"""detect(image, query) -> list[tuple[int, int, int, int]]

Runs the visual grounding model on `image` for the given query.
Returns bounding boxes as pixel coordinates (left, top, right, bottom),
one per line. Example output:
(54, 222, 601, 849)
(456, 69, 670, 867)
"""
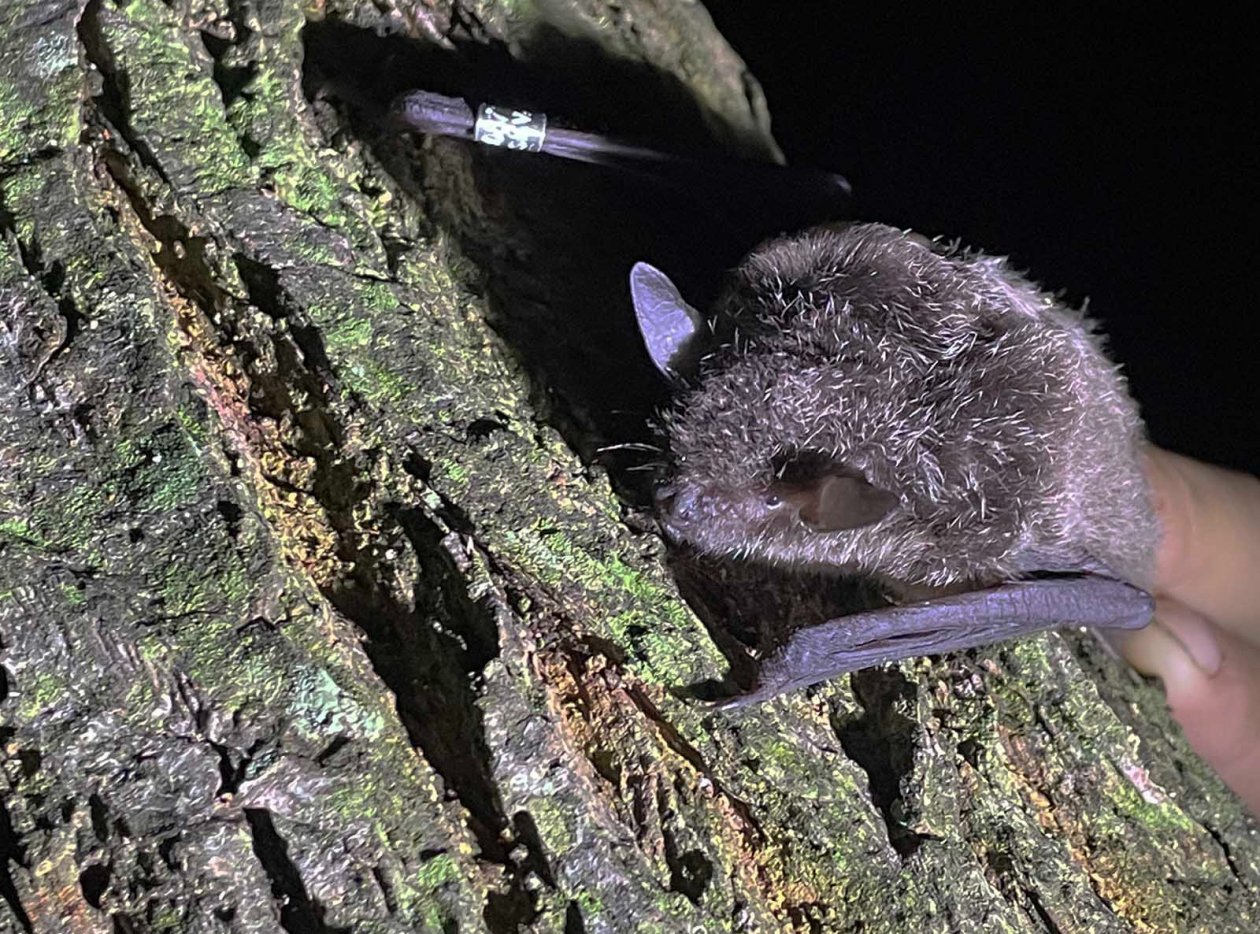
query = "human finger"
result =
(1118, 597, 1260, 814)
(1144, 447, 1260, 643)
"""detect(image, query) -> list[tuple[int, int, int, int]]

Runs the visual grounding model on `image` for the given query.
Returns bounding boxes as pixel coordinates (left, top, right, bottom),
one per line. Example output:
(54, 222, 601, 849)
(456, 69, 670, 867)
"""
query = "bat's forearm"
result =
(718, 577, 1153, 708)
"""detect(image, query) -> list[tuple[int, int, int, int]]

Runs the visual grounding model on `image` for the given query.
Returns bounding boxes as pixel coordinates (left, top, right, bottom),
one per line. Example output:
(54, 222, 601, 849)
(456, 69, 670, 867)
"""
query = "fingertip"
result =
(1119, 599, 1221, 679)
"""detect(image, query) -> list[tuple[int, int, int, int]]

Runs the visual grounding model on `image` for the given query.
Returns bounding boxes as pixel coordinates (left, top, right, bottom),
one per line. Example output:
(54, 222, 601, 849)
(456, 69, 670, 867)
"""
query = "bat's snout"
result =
(654, 484, 702, 540)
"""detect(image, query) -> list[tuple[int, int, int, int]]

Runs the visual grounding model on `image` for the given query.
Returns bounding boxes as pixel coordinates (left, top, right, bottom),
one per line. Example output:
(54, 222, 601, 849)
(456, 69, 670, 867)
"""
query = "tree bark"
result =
(1, 1, 1256, 932)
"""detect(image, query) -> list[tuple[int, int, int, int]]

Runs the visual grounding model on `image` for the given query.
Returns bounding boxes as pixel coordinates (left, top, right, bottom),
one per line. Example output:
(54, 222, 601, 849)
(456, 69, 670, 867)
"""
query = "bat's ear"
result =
(629, 262, 708, 381)
(776, 474, 899, 532)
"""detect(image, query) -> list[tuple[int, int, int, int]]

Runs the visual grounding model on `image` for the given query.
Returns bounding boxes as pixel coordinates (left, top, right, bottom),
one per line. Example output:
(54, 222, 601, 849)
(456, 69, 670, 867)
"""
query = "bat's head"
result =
(631, 224, 941, 571)
(630, 222, 1152, 583)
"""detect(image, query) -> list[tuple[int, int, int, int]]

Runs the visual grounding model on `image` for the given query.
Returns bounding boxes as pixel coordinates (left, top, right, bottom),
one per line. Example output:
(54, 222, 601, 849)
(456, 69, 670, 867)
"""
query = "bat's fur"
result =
(655, 223, 1159, 591)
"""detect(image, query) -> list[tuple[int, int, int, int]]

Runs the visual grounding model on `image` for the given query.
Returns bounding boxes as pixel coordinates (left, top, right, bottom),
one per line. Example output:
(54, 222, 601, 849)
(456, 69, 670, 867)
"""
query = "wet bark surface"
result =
(1, 1, 1256, 931)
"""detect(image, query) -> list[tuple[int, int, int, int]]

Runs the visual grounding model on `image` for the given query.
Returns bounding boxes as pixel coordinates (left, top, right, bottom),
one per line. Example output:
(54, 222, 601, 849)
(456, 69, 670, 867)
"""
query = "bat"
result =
(630, 223, 1159, 707)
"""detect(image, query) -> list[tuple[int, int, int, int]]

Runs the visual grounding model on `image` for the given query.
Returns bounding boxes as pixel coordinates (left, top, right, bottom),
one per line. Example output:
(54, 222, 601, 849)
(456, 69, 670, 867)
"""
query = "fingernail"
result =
(1154, 601, 1223, 677)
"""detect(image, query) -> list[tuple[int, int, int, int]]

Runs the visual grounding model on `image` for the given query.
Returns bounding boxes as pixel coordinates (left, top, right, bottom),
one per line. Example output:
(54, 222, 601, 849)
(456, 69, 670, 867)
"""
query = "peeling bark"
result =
(1, 1, 1256, 932)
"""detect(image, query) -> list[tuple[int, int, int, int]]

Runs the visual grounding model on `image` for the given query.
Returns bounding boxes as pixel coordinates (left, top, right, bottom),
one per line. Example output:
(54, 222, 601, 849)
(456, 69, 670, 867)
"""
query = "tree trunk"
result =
(1, 1, 1256, 932)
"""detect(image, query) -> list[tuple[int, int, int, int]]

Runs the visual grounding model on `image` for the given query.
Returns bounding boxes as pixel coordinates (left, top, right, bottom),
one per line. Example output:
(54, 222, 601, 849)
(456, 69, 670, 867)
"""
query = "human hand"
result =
(1117, 447, 1260, 813)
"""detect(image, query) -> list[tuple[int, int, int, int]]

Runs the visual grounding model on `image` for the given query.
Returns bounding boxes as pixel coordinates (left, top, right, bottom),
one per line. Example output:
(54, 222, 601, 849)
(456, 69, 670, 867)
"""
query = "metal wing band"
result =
(473, 104, 547, 152)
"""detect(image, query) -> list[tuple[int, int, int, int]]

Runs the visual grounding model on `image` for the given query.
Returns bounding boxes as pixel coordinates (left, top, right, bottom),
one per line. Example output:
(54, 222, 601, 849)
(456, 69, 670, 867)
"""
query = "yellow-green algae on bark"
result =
(3, 3, 486, 931)
(1, 0, 1257, 931)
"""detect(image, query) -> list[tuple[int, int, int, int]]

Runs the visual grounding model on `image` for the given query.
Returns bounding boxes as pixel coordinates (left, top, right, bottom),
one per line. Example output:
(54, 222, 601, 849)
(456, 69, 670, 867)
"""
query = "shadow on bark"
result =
(303, 17, 846, 467)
